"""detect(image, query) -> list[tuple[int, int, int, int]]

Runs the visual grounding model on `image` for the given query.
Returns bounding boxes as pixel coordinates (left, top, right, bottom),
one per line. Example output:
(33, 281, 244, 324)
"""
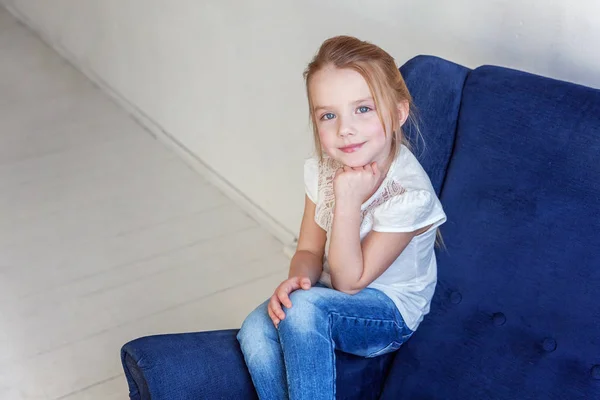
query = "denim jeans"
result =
(237, 283, 413, 400)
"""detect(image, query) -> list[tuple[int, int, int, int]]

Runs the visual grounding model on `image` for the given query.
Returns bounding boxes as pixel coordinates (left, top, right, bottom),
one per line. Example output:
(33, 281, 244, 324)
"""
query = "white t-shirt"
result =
(304, 145, 447, 331)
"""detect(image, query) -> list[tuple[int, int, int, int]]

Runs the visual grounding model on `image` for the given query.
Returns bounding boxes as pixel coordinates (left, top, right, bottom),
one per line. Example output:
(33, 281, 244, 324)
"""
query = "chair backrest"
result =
(399, 55, 470, 195)
(382, 61, 600, 399)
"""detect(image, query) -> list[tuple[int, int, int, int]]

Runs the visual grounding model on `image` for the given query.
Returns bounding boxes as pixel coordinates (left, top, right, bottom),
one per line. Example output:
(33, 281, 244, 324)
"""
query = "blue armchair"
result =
(121, 55, 600, 399)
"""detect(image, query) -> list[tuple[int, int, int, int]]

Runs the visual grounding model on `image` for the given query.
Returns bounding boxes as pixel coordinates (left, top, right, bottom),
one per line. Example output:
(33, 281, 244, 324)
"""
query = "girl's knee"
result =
(280, 289, 325, 332)
(238, 302, 284, 370)
(237, 302, 275, 347)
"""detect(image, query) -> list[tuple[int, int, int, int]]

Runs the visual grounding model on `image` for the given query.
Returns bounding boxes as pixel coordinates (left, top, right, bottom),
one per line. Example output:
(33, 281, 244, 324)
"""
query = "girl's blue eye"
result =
(321, 113, 335, 121)
(357, 106, 371, 114)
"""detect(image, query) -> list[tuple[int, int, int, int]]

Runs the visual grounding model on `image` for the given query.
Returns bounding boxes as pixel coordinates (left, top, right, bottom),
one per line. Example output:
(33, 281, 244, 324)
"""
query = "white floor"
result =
(0, 7, 288, 400)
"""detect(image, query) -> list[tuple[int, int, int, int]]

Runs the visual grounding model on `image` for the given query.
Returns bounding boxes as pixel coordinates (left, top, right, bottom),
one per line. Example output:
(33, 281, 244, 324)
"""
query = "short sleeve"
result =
(372, 189, 446, 233)
(304, 157, 319, 204)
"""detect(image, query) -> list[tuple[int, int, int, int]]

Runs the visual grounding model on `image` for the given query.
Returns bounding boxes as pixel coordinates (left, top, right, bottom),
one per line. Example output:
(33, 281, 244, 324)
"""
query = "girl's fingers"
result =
(269, 295, 286, 320)
(267, 305, 280, 327)
(277, 288, 293, 309)
(300, 277, 312, 290)
(288, 278, 302, 291)
(269, 277, 313, 327)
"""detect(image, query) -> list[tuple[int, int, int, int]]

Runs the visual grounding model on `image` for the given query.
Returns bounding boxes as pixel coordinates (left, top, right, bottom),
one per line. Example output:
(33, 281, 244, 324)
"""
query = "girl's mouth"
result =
(339, 142, 365, 153)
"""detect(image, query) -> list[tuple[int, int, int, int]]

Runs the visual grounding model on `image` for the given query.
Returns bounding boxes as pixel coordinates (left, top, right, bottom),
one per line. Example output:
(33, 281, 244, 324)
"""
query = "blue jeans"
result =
(237, 283, 413, 400)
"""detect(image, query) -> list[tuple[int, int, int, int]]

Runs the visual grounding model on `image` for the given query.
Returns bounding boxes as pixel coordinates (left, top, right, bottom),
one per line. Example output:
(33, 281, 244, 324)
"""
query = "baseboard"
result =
(3, 2, 298, 251)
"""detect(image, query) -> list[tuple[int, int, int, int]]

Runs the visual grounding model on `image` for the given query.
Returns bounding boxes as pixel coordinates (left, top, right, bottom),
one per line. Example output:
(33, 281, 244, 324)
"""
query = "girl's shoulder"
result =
(370, 146, 446, 233)
(389, 145, 435, 191)
(304, 154, 340, 176)
(303, 156, 320, 204)
(303, 154, 341, 198)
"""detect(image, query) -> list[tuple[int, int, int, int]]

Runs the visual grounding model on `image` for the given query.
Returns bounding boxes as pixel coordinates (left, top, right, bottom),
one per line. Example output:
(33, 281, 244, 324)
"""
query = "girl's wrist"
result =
(334, 198, 361, 216)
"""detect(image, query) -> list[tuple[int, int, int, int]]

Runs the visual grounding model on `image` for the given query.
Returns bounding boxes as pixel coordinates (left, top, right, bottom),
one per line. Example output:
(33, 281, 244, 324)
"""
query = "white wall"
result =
(3, 0, 600, 242)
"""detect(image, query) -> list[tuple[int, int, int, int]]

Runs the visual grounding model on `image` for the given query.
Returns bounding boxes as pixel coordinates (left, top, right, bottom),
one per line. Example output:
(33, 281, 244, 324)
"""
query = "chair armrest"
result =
(120, 329, 257, 400)
(121, 328, 396, 399)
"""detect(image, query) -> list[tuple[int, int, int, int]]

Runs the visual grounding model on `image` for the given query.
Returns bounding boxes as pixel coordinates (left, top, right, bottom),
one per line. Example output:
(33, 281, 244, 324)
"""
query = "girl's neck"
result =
(377, 149, 396, 179)
(367, 150, 395, 199)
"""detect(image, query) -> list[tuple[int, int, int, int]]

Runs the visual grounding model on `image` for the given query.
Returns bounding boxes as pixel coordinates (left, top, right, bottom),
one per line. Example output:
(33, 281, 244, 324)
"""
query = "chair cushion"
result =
(121, 329, 395, 399)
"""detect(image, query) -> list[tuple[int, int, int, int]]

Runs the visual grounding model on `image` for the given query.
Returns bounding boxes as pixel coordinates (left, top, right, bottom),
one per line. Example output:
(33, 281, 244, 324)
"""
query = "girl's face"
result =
(310, 66, 393, 168)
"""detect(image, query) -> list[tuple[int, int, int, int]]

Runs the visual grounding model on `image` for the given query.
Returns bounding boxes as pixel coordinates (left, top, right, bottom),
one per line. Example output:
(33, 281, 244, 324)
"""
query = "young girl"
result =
(237, 35, 446, 400)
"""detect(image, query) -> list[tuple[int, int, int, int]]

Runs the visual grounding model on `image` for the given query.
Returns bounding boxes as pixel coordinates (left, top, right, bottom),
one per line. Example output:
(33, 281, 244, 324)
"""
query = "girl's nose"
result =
(337, 119, 355, 137)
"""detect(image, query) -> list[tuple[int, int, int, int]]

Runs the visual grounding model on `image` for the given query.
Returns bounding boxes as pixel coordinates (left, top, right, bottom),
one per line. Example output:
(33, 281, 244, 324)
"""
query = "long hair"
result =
(303, 35, 420, 160)
(303, 36, 444, 248)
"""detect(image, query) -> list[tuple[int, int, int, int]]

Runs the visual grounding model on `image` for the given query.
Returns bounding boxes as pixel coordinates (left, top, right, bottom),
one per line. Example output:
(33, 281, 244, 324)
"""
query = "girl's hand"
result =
(268, 276, 312, 327)
(333, 162, 381, 208)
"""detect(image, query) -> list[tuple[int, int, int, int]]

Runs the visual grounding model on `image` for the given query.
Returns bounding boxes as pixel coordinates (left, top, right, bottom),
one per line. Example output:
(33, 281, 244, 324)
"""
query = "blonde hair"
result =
(303, 36, 445, 248)
(303, 35, 419, 161)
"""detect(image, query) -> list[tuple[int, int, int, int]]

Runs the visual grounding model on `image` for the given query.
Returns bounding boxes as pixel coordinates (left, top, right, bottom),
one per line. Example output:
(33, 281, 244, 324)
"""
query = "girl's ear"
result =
(397, 100, 410, 127)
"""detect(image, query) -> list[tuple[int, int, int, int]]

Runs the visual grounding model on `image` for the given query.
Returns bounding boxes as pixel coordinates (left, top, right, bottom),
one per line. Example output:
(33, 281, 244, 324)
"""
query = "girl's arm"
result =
(326, 163, 430, 295)
(268, 195, 325, 327)
(328, 202, 428, 295)
(288, 195, 326, 284)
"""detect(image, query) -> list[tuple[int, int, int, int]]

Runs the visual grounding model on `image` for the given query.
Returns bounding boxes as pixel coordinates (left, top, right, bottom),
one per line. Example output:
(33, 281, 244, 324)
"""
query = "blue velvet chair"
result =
(121, 55, 600, 399)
